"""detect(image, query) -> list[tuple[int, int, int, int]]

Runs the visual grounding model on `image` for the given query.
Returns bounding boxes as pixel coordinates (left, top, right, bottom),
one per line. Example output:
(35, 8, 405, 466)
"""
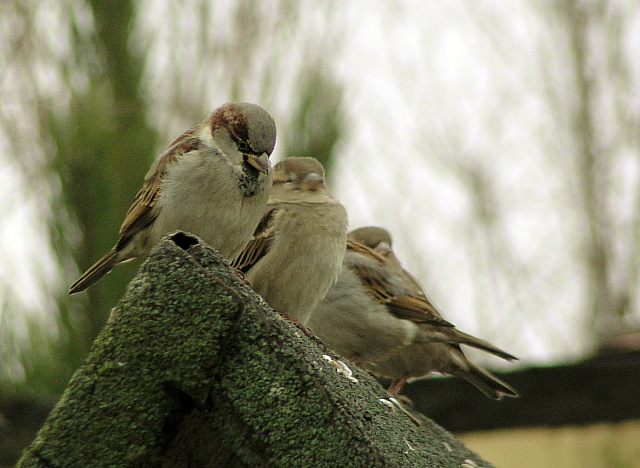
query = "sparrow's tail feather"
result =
(448, 329, 518, 361)
(451, 362, 520, 400)
(415, 325, 518, 361)
(68, 249, 120, 294)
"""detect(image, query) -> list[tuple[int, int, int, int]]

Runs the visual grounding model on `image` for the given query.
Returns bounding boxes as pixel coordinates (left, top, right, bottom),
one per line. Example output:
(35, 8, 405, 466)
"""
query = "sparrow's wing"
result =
(116, 129, 201, 249)
(384, 295, 452, 327)
(230, 206, 281, 273)
(347, 240, 453, 328)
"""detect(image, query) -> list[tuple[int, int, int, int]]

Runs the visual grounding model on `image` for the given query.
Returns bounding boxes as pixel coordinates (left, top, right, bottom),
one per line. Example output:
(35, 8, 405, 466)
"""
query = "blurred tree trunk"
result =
(546, 0, 640, 341)
(52, 0, 159, 346)
(0, 0, 158, 397)
(562, 0, 613, 335)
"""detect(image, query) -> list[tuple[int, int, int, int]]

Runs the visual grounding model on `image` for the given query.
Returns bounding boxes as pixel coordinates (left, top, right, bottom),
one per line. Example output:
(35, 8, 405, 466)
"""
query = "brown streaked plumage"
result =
(116, 135, 202, 250)
(309, 226, 519, 400)
(69, 102, 276, 294)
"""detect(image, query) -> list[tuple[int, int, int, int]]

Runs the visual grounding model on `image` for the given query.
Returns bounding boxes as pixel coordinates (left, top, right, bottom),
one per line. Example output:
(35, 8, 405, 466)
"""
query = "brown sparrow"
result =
(232, 157, 348, 326)
(69, 102, 276, 294)
(309, 226, 519, 399)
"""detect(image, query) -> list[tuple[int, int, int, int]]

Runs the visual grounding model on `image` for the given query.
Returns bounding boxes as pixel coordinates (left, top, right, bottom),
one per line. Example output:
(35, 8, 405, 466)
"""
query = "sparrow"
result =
(309, 226, 519, 399)
(231, 157, 348, 326)
(69, 102, 276, 294)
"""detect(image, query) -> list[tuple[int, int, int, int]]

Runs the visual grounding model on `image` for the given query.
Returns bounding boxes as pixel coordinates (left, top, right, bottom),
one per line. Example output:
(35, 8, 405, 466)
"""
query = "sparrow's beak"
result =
(300, 172, 324, 191)
(246, 152, 271, 175)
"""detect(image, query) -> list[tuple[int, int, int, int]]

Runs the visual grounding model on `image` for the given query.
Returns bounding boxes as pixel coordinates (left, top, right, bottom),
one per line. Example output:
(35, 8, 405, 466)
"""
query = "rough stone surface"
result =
(18, 232, 491, 467)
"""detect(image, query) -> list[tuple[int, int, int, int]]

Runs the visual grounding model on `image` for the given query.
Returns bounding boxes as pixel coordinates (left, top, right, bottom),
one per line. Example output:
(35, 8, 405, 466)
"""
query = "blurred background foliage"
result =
(0, 0, 639, 426)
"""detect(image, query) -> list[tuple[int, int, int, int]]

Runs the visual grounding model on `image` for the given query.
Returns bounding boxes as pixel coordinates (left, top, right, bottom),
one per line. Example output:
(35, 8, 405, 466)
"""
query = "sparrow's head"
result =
(349, 226, 411, 280)
(206, 102, 277, 175)
(348, 226, 393, 251)
(272, 157, 327, 192)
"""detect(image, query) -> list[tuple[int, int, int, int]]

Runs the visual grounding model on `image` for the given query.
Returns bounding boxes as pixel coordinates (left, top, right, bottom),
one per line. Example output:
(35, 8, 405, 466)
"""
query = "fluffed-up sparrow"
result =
(231, 157, 348, 326)
(69, 102, 276, 294)
(309, 226, 519, 399)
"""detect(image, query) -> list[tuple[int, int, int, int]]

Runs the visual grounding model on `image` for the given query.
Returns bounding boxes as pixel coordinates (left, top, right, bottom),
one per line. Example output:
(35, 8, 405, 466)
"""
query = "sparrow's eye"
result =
(237, 140, 250, 153)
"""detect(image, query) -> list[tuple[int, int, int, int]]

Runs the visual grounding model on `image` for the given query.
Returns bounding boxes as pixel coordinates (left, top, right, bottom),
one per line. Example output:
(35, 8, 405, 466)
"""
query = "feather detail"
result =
(68, 249, 120, 294)
(117, 134, 202, 248)
(230, 207, 281, 272)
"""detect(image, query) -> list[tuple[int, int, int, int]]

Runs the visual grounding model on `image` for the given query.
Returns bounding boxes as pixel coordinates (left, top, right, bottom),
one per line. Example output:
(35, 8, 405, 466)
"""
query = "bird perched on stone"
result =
(69, 102, 276, 294)
(232, 157, 348, 326)
(309, 226, 519, 399)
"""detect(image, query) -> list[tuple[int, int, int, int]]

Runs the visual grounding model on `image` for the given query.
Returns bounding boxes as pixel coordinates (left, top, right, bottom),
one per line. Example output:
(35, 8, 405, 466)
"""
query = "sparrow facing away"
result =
(309, 226, 519, 399)
(231, 157, 348, 326)
(69, 102, 276, 294)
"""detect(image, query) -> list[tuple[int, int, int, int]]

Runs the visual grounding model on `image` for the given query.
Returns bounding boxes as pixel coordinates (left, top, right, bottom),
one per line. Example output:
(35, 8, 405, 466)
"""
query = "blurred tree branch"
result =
(541, 0, 640, 338)
(404, 0, 640, 353)
(53, 0, 160, 341)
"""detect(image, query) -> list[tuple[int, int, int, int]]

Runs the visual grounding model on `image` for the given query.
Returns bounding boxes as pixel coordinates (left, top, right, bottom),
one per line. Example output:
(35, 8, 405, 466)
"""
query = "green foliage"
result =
(282, 64, 345, 179)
